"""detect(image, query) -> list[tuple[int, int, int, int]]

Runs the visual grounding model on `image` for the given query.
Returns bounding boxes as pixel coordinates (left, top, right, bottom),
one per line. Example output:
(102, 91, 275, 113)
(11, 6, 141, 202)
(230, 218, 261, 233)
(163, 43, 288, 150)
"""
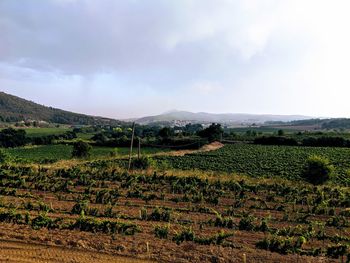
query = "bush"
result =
(72, 141, 92, 158)
(154, 224, 169, 239)
(131, 156, 154, 170)
(0, 128, 26, 148)
(71, 200, 89, 215)
(303, 156, 334, 184)
(238, 214, 256, 231)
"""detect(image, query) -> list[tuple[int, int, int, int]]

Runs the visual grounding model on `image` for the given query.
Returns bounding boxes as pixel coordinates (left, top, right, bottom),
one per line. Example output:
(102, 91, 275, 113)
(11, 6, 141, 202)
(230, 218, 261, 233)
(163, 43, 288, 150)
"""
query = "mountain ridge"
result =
(0, 91, 121, 125)
(133, 110, 312, 125)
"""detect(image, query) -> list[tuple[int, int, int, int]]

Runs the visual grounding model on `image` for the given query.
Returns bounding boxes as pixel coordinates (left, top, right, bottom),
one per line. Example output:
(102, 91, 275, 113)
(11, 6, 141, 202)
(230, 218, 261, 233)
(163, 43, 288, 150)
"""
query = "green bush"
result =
(303, 156, 334, 184)
(238, 214, 256, 231)
(154, 224, 169, 239)
(31, 213, 61, 230)
(71, 200, 89, 215)
(131, 156, 154, 170)
(72, 141, 92, 158)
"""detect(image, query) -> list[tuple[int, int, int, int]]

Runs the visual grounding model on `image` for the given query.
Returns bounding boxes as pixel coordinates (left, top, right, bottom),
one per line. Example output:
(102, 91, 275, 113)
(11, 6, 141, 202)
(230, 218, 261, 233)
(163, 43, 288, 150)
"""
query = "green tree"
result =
(72, 141, 92, 158)
(197, 123, 223, 142)
(303, 155, 334, 184)
(0, 128, 26, 148)
(158, 127, 172, 138)
(277, 129, 284, 136)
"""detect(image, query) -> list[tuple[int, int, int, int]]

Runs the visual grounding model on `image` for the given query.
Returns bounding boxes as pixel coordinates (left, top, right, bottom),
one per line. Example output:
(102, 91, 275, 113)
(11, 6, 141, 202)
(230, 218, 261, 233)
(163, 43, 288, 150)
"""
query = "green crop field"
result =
(159, 144, 350, 185)
(20, 127, 71, 137)
(6, 144, 170, 163)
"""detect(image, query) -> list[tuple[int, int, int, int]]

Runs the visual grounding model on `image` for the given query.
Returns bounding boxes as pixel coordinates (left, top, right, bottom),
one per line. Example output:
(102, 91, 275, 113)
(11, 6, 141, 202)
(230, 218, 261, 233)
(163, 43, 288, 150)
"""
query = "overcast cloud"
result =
(0, 0, 349, 118)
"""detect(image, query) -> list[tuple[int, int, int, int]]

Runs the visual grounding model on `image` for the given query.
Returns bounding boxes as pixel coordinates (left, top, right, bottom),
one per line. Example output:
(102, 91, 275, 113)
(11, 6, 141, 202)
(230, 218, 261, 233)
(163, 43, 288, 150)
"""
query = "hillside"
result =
(134, 110, 311, 125)
(0, 92, 121, 125)
(266, 118, 350, 130)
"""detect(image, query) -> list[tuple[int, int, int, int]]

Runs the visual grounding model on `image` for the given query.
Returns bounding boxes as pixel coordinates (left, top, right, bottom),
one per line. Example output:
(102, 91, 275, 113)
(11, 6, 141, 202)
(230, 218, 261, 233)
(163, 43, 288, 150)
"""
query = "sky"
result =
(1, 0, 350, 119)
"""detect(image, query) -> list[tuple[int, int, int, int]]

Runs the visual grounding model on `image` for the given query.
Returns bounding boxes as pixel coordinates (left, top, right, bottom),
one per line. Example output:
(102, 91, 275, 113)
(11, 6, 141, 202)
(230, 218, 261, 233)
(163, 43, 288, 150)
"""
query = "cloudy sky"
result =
(1, 0, 350, 119)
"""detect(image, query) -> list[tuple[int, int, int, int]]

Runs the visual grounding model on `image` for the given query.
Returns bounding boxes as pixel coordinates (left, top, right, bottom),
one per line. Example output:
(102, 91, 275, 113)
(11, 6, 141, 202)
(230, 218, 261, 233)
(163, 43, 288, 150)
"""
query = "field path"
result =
(154, 141, 224, 157)
(0, 239, 152, 263)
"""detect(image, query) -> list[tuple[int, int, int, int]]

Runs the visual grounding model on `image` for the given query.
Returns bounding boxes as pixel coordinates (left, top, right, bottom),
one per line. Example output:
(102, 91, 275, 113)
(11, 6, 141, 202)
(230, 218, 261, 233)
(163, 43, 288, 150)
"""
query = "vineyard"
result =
(159, 144, 350, 185)
(5, 145, 170, 163)
(0, 155, 348, 262)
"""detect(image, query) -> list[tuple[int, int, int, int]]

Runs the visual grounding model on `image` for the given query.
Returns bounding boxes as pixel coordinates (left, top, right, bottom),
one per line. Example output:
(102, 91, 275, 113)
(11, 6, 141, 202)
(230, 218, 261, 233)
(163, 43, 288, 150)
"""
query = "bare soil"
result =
(0, 239, 152, 263)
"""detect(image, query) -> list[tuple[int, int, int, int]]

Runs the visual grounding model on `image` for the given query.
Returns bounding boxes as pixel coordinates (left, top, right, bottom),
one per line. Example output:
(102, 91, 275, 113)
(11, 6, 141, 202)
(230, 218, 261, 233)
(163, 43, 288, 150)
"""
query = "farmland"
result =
(159, 144, 350, 185)
(0, 127, 349, 262)
(0, 158, 348, 262)
(5, 144, 170, 163)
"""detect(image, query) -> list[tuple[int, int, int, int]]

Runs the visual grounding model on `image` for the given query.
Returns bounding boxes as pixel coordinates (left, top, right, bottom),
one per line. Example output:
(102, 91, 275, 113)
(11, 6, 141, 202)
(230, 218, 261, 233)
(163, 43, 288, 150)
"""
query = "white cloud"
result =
(1, 0, 350, 117)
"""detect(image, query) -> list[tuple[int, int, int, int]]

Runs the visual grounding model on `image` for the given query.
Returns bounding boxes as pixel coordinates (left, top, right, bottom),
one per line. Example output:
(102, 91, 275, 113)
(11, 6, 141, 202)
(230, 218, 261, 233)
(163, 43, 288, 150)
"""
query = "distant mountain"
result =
(0, 92, 122, 125)
(134, 110, 312, 125)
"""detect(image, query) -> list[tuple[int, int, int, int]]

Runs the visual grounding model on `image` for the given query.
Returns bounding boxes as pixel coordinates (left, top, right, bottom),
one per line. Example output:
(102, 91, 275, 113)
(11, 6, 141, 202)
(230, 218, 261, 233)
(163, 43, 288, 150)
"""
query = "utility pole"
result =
(138, 137, 141, 159)
(128, 122, 135, 171)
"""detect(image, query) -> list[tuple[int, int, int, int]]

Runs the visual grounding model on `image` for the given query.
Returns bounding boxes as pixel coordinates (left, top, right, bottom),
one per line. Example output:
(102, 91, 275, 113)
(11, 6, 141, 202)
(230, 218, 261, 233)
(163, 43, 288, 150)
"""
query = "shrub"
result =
(238, 214, 256, 231)
(326, 244, 348, 259)
(71, 200, 89, 215)
(173, 227, 195, 244)
(303, 156, 334, 184)
(72, 141, 92, 158)
(131, 156, 154, 170)
(31, 213, 61, 230)
(144, 207, 172, 222)
(154, 224, 169, 239)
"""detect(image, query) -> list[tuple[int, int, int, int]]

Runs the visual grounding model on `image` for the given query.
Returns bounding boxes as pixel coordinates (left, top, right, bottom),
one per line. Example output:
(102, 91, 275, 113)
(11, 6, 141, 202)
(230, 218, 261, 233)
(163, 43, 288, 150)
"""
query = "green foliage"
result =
(0, 91, 121, 125)
(0, 149, 10, 164)
(326, 244, 348, 259)
(71, 216, 141, 235)
(0, 209, 23, 224)
(71, 200, 89, 215)
(303, 155, 334, 184)
(131, 156, 155, 170)
(141, 207, 172, 222)
(256, 235, 305, 254)
(154, 224, 169, 239)
(31, 213, 61, 230)
(72, 141, 92, 158)
(173, 227, 195, 244)
(197, 123, 223, 141)
(6, 145, 169, 163)
(0, 128, 26, 148)
(277, 129, 285, 136)
(238, 214, 256, 231)
(159, 144, 350, 185)
(158, 127, 172, 138)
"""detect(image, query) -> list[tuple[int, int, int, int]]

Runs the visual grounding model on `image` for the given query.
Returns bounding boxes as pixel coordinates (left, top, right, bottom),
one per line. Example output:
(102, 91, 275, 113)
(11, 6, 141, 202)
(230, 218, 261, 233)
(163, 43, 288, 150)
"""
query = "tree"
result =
(0, 128, 26, 147)
(197, 123, 223, 142)
(158, 127, 172, 139)
(303, 155, 334, 184)
(277, 129, 284, 136)
(72, 141, 92, 158)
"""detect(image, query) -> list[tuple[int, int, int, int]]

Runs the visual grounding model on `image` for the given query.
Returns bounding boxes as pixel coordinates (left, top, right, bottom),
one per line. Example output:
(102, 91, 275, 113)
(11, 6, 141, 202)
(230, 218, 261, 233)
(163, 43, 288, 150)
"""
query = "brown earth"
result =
(0, 239, 152, 263)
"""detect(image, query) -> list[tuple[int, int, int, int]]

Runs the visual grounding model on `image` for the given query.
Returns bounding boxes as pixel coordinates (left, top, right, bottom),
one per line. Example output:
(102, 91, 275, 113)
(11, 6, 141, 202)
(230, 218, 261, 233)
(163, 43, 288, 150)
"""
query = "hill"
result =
(134, 110, 311, 125)
(266, 118, 350, 130)
(0, 92, 121, 125)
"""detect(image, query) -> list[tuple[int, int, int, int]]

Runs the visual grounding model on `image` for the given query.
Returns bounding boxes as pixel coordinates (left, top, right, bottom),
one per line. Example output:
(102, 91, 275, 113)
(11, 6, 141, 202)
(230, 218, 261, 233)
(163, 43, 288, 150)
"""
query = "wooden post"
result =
(128, 122, 135, 171)
(138, 137, 141, 159)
